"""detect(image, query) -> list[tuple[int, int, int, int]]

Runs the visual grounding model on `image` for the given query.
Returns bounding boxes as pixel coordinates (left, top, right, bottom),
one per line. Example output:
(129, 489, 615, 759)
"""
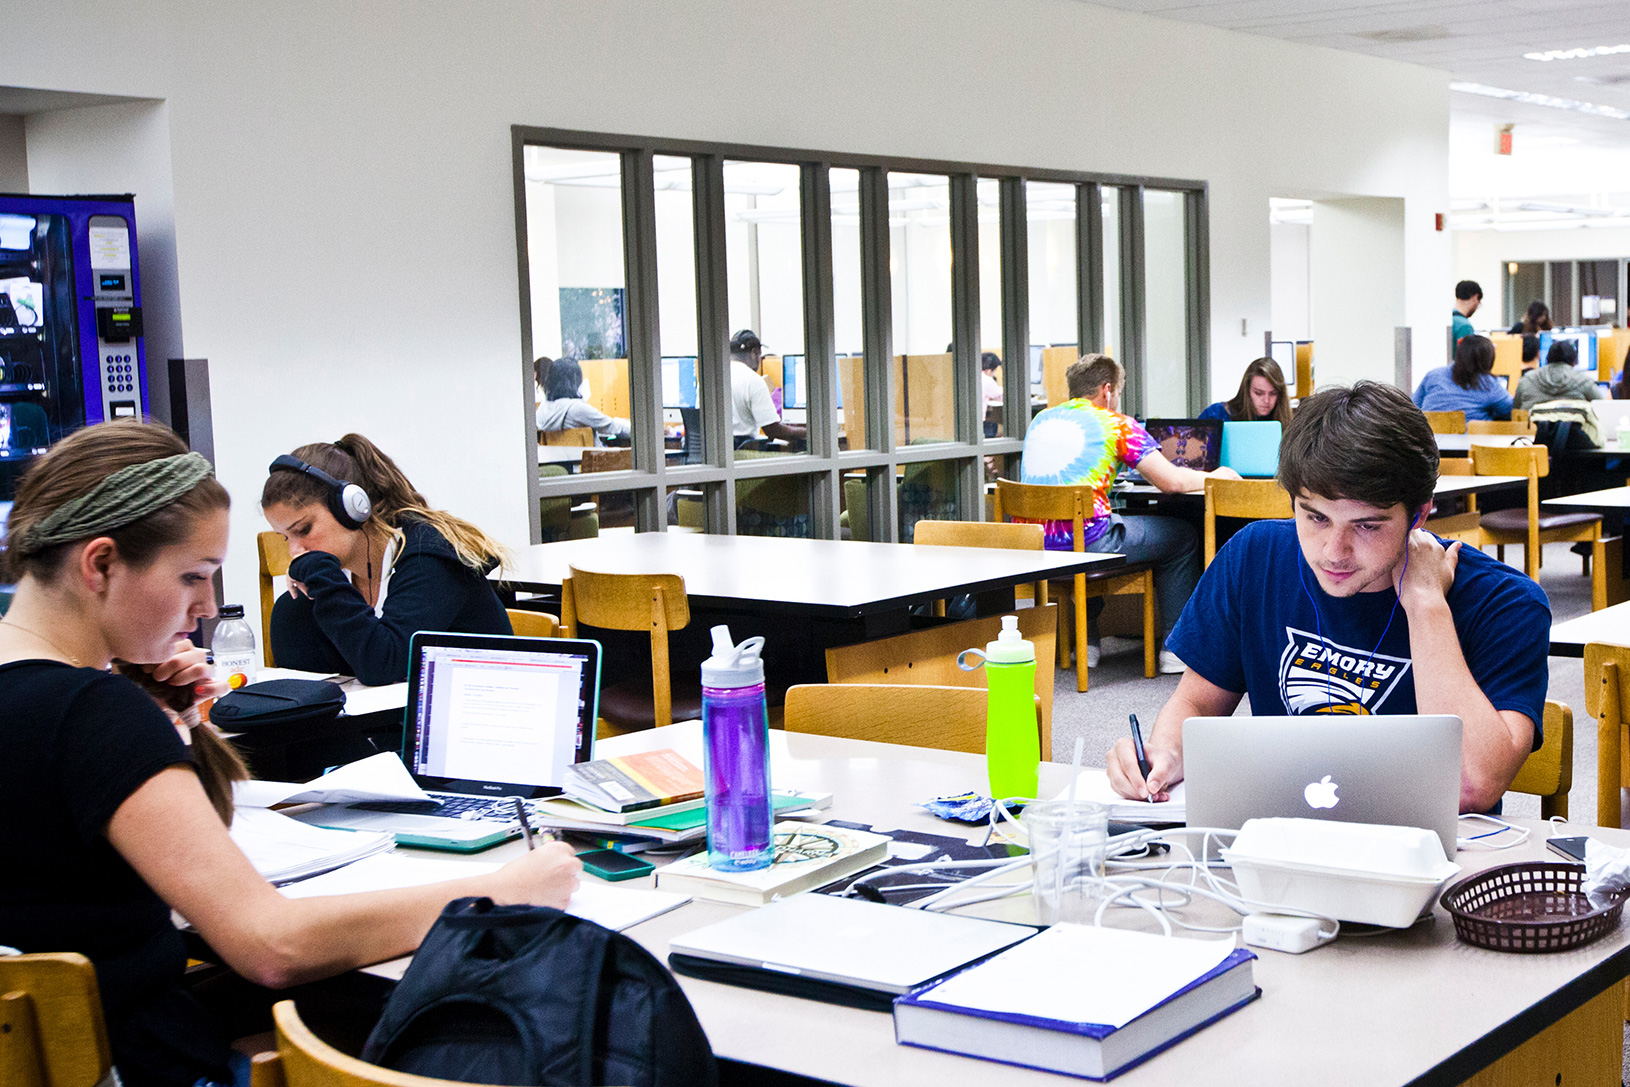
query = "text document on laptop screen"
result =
(412, 644, 586, 788)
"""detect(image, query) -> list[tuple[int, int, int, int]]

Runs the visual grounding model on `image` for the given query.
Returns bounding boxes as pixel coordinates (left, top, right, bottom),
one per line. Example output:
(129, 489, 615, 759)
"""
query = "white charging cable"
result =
(1456, 813, 1531, 850)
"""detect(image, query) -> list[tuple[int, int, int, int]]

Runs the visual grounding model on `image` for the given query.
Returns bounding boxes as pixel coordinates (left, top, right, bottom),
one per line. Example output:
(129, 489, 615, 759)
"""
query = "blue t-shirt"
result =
(1166, 520, 1548, 737)
(1198, 401, 1232, 422)
(1412, 366, 1512, 422)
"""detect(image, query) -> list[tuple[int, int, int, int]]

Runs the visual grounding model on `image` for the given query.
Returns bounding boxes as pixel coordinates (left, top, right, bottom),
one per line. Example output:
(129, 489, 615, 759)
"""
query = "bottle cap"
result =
(219, 604, 245, 620)
(701, 625, 766, 688)
(983, 614, 1035, 664)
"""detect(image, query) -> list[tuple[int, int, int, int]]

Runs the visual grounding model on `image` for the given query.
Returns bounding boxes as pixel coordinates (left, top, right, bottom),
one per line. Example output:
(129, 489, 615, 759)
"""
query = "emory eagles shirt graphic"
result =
(1278, 626, 1412, 715)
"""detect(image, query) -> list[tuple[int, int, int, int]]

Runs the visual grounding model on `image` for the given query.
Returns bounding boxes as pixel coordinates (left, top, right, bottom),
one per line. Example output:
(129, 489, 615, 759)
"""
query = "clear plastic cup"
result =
(1024, 799, 1109, 925)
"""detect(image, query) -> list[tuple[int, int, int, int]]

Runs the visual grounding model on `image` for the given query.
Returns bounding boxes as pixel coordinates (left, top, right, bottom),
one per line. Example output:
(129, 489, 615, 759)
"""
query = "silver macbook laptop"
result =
(294, 632, 600, 851)
(1183, 715, 1462, 859)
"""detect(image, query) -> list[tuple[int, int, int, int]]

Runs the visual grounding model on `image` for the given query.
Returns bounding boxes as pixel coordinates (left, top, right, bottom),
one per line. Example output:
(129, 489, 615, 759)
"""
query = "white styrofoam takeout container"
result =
(1220, 818, 1462, 928)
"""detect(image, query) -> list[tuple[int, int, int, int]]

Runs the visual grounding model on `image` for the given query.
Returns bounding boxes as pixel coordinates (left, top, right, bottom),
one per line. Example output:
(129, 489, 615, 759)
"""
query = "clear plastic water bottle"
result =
(701, 625, 772, 871)
(212, 604, 258, 691)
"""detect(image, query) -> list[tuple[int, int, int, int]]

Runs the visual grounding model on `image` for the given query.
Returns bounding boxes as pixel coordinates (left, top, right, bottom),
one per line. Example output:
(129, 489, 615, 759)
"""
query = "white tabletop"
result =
(1544, 486, 1630, 512)
(1434, 434, 1525, 454)
(1550, 600, 1630, 657)
(498, 533, 1120, 618)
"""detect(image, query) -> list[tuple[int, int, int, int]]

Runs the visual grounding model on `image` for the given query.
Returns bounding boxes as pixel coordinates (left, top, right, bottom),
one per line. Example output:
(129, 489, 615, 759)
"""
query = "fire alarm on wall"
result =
(1435, 213, 1445, 232)
(1496, 123, 1514, 155)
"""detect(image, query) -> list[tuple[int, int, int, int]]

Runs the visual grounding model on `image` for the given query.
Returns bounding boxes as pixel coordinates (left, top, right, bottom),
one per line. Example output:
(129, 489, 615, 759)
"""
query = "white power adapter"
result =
(1242, 913, 1326, 954)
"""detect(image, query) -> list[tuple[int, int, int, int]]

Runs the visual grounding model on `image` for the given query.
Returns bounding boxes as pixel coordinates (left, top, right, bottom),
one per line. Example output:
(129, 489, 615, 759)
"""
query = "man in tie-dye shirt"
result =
(1021, 355, 1237, 673)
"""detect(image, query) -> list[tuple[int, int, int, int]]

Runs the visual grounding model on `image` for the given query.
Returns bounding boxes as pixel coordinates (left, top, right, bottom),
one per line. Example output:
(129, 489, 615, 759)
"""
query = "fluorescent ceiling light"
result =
(1525, 44, 1630, 62)
(1449, 81, 1630, 121)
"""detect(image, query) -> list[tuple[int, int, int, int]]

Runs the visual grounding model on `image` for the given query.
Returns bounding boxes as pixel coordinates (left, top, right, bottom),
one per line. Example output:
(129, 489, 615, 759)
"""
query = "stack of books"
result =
(655, 822, 891, 905)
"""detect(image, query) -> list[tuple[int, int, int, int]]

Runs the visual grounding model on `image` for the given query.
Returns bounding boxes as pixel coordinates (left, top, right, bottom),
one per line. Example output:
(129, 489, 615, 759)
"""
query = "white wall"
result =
(1453, 226, 1630, 335)
(1310, 198, 1406, 390)
(1270, 222, 1310, 342)
(0, 0, 1452, 628)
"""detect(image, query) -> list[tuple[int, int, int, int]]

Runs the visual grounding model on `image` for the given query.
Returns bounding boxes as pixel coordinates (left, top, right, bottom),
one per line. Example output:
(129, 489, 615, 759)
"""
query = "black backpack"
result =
(362, 897, 718, 1087)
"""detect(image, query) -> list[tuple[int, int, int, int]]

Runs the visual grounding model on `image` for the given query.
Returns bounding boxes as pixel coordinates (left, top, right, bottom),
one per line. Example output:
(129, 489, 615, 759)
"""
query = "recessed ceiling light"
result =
(1449, 81, 1630, 121)
(1524, 44, 1630, 62)
(1357, 25, 1452, 43)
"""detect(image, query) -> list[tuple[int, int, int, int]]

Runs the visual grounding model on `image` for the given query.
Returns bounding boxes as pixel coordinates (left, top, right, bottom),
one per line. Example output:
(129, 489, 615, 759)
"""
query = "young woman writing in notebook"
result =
(259, 433, 512, 685)
(0, 421, 579, 1087)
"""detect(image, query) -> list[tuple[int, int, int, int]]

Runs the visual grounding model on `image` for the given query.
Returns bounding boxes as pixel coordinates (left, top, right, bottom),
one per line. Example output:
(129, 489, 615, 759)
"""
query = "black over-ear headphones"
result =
(268, 454, 373, 531)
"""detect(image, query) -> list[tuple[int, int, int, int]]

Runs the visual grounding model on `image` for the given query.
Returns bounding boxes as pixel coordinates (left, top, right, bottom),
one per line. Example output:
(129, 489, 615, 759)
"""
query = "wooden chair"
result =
(505, 607, 559, 638)
(540, 426, 594, 447)
(0, 952, 112, 1087)
(783, 683, 1041, 755)
(249, 999, 493, 1087)
(825, 605, 1058, 756)
(1507, 700, 1573, 820)
(911, 519, 1050, 615)
(1470, 444, 1601, 579)
(1202, 478, 1292, 567)
(992, 480, 1157, 691)
(1422, 410, 1466, 435)
(1511, 408, 1529, 426)
(560, 567, 698, 734)
(1424, 458, 1484, 544)
(580, 448, 633, 474)
(1467, 420, 1535, 436)
(1588, 642, 1630, 828)
(258, 530, 292, 667)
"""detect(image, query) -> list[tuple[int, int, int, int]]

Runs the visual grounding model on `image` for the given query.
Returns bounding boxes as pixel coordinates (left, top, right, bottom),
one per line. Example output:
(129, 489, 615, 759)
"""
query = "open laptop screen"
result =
(1143, 418, 1222, 472)
(405, 633, 600, 798)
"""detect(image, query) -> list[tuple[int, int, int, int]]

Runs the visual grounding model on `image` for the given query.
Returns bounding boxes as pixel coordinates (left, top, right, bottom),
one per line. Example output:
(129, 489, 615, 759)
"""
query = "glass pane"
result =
(832, 168, 867, 452)
(523, 146, 633, 467)
(839, 469, 876, 541)
(1550, 261, 1574, 327)
(654, 155, 709, 467)
(977, 178, 1005, 439)
(666, 484, 710, 532)
(725, 161, 806, 458)
(1505, 262, 1545, 331)
(1101, 187, 1122, 360)
(1142, 189, 1189, 417)
(1581, 259, 1617, 323)
(735, 472, 812, 537)
(898, 457, 964, 542)
(890, 172, 956, 446)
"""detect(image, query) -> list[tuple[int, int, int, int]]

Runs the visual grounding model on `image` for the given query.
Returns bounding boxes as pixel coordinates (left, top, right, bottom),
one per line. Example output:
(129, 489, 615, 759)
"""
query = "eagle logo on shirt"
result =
(1279, 627, 1411, 715)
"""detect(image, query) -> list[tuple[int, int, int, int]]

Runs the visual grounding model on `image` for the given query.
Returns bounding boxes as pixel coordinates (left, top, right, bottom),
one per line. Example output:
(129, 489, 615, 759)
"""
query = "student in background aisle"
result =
(1413, 334, 1512, 421)
(533, 355, 590, 408)
(1509, 300, 1552, 336)
(0, 421, 578, 1087)
(981, 352, 1004, 437)
(1198, 357, 1291, 425)
(261, 434, 513, 685)
(535, 357, 629, 441)
(1452, 280, 1482, 347)
(1514, 339, 1602, 413)
(1020, 354, 1238, 674)
(1521, 335, 1540, 372)
(729, 329, 806, 448)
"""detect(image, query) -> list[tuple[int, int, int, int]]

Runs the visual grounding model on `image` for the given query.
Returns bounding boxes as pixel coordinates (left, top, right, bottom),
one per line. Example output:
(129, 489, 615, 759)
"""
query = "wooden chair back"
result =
(912, 520, 1048, 612)
(581, 448, 633, 474)
(993, 479, 1088, 546)
(1587, 642, 1630, 828)
(253, 999, 495, 1087)
(258, 530, 293, 667)
(784, 683, 1040, 755)
(1422, 457, 1484, 541)
(1423, 410, 1466, 435)
(1507, 700, 1574, 820)
(505, 608, 559, 638)
(540, 426, 594, 447)
(0, 952, 111, 1087)
(1294, 342, 1313, 401)
(1469, 442, 1548, 480)
(1511, 408, 1529, 425)
(561, 567, 689, 729)
(1467, 420, 1535, 436)
(1203, 478, 1293, 566)
(825, 605, 1058, 755)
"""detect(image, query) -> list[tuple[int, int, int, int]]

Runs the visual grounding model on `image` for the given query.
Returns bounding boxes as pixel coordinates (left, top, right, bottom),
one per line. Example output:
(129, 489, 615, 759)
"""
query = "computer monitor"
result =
(662, 356, 699, 408)
(1029, 345, 1044, 387)
(781, 354, 806, 410)
(1537, 329, 1598, 374)
(1268, 340, 1295, 374)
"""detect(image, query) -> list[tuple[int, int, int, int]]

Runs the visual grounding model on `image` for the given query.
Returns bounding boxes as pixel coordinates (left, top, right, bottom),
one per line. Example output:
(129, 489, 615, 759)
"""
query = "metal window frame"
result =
(513, 124, 1207, 543)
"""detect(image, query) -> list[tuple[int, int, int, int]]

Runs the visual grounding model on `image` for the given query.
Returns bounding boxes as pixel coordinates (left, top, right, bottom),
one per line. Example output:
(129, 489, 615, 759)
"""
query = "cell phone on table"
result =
(1546, 836, 1592, 864)
(577, 848, 656, 882)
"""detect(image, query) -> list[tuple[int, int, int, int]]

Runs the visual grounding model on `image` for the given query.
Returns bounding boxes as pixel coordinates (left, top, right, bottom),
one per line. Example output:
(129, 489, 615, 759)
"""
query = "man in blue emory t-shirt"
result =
(1106, 381, 1549, 815)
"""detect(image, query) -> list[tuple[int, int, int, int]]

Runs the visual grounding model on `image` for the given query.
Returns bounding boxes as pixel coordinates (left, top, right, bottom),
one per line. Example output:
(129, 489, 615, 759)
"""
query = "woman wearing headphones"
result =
(260, 434, 512, 685)
(1, 422, 578, 1087)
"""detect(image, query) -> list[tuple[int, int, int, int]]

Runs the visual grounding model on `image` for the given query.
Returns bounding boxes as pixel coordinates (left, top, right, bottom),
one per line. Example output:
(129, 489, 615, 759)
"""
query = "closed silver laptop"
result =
(1183, 715, 1462, 859)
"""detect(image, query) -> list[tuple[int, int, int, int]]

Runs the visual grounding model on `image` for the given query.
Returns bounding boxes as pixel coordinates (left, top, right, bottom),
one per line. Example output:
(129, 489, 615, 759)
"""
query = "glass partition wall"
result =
(515, 129, 1207, 543)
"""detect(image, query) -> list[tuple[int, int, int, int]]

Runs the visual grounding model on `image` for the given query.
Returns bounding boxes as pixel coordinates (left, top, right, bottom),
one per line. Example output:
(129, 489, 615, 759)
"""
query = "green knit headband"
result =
(15, 452, 215, 555)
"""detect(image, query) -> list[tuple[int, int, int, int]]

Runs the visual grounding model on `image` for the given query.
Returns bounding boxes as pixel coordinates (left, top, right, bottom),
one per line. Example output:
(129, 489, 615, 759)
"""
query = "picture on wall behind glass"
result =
(559, 287, 626, 360)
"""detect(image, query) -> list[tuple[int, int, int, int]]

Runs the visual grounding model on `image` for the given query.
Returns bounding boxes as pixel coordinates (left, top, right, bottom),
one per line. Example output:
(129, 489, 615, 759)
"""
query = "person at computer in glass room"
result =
(729, 329, 807, 449)
(1105, 382, 1549, 814)
(1019, 353, 1238, 674)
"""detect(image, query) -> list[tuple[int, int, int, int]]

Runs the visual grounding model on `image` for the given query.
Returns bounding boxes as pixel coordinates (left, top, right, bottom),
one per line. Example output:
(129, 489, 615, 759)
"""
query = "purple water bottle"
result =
(702, 625, 773, 871)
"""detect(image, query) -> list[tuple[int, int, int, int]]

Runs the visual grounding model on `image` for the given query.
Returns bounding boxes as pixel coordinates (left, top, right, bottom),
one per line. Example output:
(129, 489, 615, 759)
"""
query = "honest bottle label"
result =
(216, 651, 257, 691)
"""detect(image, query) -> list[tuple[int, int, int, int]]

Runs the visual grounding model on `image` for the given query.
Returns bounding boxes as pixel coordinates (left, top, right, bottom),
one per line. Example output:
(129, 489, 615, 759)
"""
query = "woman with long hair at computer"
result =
(1198, 356, 1291, 425)
(535, 356, 628, 442)
(0, 421, 579, 1087)
(1509, 300, 1552, 336)
(260, 432, 512, 685)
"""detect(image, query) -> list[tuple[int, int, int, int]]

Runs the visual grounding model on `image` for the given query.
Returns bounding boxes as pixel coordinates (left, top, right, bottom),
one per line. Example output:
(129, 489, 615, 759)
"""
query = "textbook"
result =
(563, 749, 704, 814)
(534, 790, 832, 838)
(893, 925, 1258, 1081)
(655, 822, 890, 906)
(229, 807, 395, 885)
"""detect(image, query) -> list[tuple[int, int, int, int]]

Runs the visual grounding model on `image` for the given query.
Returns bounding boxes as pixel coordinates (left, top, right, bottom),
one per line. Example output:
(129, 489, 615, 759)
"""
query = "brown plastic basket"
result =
(1439, 861, 1624, 953)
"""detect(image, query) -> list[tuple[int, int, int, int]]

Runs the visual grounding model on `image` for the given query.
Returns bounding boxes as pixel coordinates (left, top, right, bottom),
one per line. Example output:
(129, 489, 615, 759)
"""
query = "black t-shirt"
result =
(0, 660, 230, 1086)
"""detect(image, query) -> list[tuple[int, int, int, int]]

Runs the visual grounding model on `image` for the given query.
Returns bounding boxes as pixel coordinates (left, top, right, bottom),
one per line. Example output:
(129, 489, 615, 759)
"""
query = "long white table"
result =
(364, 722, 1630, 1086)
(1550, 601, 1630, 657)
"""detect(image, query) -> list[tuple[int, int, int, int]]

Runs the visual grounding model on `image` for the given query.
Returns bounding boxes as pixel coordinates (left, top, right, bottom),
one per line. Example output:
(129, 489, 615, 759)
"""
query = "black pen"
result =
(512, 797, 536, 850)
(1129, 713, 1154, 799)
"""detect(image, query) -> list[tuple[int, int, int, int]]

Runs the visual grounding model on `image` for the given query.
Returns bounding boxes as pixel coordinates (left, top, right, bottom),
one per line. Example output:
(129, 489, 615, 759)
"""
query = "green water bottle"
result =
(958, 614, 1040, 801)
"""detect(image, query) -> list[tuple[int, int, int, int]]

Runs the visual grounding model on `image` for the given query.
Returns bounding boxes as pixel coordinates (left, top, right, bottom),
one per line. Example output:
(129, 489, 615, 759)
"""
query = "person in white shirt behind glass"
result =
(534, 357, 628, 442)
(729, 329, 806, 449)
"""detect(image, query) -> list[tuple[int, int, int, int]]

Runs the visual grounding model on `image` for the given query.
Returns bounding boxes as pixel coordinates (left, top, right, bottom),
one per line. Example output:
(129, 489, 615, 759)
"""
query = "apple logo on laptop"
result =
(1304, 775, 1339, 810)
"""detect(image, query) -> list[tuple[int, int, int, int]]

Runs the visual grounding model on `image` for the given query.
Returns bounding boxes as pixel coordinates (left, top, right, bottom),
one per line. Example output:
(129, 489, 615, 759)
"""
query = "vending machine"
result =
(0, 193, 146, 503)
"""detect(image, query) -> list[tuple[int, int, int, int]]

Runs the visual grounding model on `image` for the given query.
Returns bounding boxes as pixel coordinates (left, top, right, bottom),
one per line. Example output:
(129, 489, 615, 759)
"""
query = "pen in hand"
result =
(512, 797, 537, 850)
(1129, 713, 1154, 802)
